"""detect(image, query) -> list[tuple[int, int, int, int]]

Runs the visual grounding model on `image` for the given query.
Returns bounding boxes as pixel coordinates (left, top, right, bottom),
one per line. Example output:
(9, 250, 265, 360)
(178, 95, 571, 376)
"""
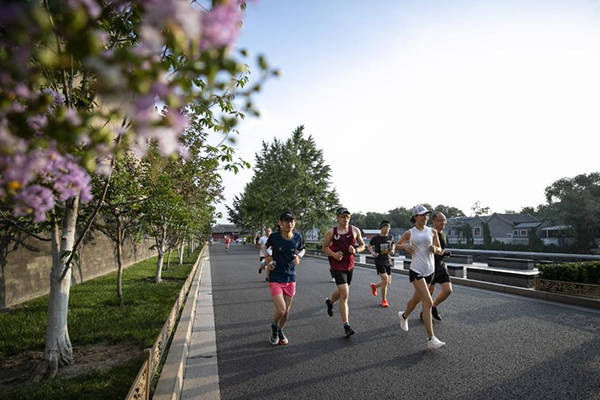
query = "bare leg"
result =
(335, 284, 350, 322)
(272, 294, 286, 327)
(433, 282, 453, 307)
(409, 279, 434, 338)
(380, 273, 391, 302)
(277, 295, 294, 329)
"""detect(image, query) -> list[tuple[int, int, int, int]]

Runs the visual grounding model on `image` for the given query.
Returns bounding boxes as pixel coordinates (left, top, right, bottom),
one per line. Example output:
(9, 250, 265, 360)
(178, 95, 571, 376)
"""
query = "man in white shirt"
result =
(257, 227, 272, 280)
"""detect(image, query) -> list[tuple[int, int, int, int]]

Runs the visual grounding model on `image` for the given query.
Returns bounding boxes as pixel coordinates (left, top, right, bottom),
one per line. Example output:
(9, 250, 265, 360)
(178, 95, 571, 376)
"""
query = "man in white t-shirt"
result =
(257, 227, 272, 279)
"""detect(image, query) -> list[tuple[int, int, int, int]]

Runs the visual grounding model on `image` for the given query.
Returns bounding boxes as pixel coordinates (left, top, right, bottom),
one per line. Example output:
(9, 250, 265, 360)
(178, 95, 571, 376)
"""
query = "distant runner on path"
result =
(428, 212, 453, 321)
(322, 207, 365, 338)
(368, 220, 395, 308)
(396, 205, 446, 350)
(257, 227, 273, 281)
(264, 211, 305, 346)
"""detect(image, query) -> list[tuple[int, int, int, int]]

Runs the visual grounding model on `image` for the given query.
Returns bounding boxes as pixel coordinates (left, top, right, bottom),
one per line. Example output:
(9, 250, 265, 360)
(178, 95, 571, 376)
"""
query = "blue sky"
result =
(213, 0, 600, 222)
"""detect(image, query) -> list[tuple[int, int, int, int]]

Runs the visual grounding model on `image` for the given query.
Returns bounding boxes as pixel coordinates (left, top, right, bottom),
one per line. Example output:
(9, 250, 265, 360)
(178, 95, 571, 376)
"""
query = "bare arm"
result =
(367, 244, 376, 256)
(396, 230, 414, 255)
(430, 229, 444, 255)
(351, 227, 365, 253)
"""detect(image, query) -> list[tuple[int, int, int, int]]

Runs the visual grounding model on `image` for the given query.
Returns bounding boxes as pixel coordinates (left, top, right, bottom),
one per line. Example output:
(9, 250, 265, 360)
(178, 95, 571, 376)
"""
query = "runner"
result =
(396, 205, 446, 349)
(368, 220, 395, 308)
(224, 235, 230, 252)
(429, 212, 452, 321)
(264, 211, 305, 345)
(322, 207, 365, 337)
(257, 227, 273, 281)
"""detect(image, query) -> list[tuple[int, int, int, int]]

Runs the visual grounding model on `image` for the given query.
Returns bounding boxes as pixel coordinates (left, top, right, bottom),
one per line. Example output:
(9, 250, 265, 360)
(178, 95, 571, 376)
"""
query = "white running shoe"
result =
(427, 336, 446, 349)
(398, 311, 408, 331)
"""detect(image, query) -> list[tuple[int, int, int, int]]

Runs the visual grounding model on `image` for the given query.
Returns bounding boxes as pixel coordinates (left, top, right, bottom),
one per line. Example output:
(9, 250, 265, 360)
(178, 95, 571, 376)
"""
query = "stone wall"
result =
(0, 231, 156, 309)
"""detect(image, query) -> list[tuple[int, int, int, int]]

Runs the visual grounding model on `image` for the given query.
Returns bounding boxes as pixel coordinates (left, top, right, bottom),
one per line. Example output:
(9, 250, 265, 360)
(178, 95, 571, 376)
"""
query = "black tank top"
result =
(434, 230, 447, 269)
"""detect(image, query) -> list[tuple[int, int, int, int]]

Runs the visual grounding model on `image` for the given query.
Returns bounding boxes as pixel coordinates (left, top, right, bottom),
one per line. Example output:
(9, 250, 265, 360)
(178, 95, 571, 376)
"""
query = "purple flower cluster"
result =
(0, 148, 93, 222)
(14, 185, 55, 222)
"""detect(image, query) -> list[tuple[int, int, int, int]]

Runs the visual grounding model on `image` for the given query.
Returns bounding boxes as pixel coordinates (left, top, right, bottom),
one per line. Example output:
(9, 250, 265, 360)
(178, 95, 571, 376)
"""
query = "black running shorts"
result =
(409, 269, 433, 284)
(431, 266, 450, 285)
(376, 264, 392, 275)
(332, 269, 353, 285)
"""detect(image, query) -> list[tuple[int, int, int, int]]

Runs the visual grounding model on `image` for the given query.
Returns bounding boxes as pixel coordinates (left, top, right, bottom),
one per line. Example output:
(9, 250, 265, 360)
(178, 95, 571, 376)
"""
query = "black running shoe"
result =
(278, 330, 288, 345)
(258, 267, 262, 274)
(344, 324, 355, 338)
(325, 298, 333, 317)
(269, 330, 279, 345)
(432, 306, 442, 321)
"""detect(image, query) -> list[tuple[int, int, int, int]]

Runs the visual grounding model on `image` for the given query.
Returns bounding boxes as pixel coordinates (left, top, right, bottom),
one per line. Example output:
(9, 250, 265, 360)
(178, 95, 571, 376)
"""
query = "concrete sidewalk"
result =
(181, 247, 220, 400)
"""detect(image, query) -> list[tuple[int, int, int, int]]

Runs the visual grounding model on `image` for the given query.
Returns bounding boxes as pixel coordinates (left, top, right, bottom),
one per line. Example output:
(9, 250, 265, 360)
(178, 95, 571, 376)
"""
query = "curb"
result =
(153, 248, 208, 400)
(305, 254, 600, 310)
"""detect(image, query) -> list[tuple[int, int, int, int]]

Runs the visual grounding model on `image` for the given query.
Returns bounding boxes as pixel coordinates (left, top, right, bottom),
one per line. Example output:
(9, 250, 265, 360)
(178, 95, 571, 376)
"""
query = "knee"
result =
(339, 292, 349, 301)
(446, 286, 453, 295)
(422, 298, 433, 308)
(276, 305, 286, 315)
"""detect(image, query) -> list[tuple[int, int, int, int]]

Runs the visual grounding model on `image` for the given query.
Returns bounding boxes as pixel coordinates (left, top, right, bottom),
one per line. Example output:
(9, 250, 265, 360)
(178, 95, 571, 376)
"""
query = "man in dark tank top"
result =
(428, 212, 453, 321)
(322, 207, 365, 337)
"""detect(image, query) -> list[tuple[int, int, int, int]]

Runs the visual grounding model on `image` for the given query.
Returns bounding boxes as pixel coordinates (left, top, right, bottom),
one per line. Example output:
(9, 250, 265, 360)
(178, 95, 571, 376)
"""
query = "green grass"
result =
(0, 247, 201, 399)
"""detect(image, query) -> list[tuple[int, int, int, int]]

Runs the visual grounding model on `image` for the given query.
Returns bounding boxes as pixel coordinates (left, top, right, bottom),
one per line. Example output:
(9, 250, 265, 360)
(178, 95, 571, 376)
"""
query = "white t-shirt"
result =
(258, 235, 272, 257)
(409, 226, 435, 276)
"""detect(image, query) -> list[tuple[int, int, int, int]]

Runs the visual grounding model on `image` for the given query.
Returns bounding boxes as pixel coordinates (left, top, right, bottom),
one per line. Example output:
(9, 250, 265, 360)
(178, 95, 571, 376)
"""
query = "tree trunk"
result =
(116, 223, 124, 308)
(166, 248, 172, 270)
(36, 197, 79, 380)
(155, 225, 166, 283)
(155, 248, 164, 283)
(178, 243, 184, 265)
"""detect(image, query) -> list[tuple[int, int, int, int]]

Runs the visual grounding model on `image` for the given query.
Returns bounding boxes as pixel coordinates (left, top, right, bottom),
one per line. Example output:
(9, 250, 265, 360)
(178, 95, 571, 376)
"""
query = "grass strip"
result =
(0, 247, 201, 400)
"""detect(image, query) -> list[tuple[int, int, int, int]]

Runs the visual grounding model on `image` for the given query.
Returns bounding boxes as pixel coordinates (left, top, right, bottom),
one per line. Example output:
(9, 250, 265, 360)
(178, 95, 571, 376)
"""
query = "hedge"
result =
(538, 261, 600, 284)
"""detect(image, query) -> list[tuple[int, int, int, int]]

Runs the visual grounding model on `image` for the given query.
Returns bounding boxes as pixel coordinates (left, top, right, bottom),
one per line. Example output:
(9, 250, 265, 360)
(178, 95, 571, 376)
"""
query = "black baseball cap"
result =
(279, 211, 296, 221)
(336, 207, 350, 216)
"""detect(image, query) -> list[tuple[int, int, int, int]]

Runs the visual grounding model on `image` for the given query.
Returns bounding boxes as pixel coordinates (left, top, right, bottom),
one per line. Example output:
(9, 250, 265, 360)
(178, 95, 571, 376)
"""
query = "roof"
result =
(540, 225, 572, 231)
(513, 222, 542, 229)
(447, 216, 486, 227)
(491, 213, 538, 225)
(211, 224, 242, 233)
(363, 229, 380, 234)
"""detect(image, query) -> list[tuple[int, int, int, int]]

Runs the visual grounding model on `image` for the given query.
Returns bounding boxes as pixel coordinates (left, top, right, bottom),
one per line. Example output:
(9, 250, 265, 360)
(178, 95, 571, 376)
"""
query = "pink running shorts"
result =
(269, 282, 296, 297)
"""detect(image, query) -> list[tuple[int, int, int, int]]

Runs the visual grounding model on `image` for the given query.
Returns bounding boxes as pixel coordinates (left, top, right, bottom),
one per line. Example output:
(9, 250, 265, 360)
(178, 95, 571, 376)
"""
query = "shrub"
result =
(539, 261, 600, 284)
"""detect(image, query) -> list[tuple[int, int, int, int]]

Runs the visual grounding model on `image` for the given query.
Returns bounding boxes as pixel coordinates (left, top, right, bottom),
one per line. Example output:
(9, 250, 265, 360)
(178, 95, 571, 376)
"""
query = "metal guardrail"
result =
(125, 245, 206, 400)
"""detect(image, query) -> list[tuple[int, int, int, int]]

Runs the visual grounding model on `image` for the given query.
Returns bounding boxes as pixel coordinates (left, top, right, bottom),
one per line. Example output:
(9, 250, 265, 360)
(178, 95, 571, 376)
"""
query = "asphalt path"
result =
(209, 243, 600, 400)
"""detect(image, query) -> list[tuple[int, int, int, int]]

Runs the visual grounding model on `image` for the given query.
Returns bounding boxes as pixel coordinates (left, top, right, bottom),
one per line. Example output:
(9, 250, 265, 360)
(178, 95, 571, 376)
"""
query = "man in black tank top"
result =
(429, 212, 453, 321)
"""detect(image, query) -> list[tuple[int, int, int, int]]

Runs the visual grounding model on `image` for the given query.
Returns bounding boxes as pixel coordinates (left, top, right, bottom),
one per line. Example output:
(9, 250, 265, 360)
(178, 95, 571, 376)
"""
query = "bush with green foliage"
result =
(538, 261, 600, 284)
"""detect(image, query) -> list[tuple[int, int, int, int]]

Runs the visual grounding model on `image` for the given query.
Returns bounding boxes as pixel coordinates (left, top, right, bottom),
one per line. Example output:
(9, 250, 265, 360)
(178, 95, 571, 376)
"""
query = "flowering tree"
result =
(0, 0, 275, 378)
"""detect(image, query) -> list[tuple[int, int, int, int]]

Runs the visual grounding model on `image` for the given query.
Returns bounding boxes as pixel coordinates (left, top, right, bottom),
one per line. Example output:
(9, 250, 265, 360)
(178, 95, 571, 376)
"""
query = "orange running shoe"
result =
(381, 300, 389, 308)
(370, 283, 377, 296)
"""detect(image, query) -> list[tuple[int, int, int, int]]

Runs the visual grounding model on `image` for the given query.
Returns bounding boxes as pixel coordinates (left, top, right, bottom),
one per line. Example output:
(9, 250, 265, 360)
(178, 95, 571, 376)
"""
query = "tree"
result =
(92, 154, 146, 307)
(432, 204, 465, 218)
(545, 172, 600, 252)
(229, 125, 339, 233)
(482, 222, 492, 246)
(1, 0, 274, 378)
(471, 201, 490, 216)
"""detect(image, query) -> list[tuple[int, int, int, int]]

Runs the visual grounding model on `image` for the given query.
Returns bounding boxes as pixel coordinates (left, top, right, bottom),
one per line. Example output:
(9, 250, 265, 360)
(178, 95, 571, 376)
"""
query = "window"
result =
(513, 230, 519, 237)
(521, 230, 528, 237)
(474, 227, 481, 236)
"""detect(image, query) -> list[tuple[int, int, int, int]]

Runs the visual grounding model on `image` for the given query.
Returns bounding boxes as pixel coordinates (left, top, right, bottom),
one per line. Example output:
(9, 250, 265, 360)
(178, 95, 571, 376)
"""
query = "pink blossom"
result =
(144, 0, 200, 40)
(200, 0, 243, 51)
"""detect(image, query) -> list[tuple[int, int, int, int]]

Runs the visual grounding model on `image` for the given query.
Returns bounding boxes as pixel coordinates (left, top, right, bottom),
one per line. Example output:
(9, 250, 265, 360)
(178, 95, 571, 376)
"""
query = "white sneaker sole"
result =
(398, 311, 408, 331)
